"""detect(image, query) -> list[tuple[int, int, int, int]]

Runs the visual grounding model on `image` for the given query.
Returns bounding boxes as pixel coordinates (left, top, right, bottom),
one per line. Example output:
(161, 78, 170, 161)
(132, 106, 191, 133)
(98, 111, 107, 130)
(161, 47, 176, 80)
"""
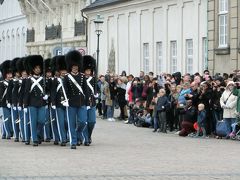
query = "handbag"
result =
(216, 120, 228, 137)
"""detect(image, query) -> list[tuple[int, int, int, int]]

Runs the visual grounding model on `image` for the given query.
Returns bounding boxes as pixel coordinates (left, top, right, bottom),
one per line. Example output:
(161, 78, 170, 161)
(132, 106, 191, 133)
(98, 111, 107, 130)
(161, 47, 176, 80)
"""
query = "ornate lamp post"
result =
(94, 14, 104, 82)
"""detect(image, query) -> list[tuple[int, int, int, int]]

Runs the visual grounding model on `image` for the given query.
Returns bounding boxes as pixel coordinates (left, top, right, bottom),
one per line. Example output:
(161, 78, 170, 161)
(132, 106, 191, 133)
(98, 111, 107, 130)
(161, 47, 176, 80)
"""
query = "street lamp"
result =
(94, 14, 104, 84)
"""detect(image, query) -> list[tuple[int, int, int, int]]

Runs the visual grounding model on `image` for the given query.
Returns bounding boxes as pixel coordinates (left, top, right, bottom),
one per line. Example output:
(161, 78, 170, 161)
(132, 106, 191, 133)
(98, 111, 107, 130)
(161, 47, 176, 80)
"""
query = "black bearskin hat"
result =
(65, 50, 82, 72)
(11, 57, 20, 75)
(23, 56, 31, 74)
(44, 58, 52, 72)
(0, 60, 12, 79)
(56, 55, 67, 71)
(50, 56, 58, 74)
(82, 55, 96, 73)
(16, 57, 26, 73)
(26, 55, 43, 74)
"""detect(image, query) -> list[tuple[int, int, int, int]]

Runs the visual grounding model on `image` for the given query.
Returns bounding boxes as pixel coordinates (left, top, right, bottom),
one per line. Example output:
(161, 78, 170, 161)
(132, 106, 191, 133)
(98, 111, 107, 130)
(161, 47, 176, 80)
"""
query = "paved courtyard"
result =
(0, 118, 240, 180)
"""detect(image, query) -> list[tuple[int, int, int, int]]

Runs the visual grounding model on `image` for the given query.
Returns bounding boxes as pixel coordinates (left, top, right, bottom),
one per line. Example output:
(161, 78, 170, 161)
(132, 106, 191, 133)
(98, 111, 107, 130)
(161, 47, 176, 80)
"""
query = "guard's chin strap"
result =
(71, 72, 79, 76)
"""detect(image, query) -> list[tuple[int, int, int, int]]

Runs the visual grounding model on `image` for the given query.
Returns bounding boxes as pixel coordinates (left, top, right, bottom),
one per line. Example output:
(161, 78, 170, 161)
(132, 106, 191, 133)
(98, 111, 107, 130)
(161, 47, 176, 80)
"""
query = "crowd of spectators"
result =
(96, 69, 240, 139)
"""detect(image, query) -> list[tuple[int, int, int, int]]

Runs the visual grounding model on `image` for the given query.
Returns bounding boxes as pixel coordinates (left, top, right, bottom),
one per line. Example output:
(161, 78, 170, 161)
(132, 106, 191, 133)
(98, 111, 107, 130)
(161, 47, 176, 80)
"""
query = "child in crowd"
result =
(195, 103, 207, 138)
(156, 89, 169, 133)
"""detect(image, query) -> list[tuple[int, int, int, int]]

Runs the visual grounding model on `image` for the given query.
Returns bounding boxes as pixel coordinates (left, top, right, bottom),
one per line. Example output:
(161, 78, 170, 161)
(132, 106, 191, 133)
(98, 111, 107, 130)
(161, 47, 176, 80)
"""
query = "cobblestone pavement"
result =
(0, 118, 240, 180)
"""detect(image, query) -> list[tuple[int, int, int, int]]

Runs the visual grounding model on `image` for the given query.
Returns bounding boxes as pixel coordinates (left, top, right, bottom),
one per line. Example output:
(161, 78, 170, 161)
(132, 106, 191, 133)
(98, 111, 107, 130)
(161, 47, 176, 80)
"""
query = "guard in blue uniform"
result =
(45, 58, 60, 145)
(23, 55, 48, 146)
(63, 50, 90, 149)
(51, 55, 68, 146)
(0, 60, 13, 139)
(43, 59, 52, 143)
(10, 58, 21, 142)
(22, 57, 32, 145)
(16, 58, 29, 143)
(82, 55, 97, 146)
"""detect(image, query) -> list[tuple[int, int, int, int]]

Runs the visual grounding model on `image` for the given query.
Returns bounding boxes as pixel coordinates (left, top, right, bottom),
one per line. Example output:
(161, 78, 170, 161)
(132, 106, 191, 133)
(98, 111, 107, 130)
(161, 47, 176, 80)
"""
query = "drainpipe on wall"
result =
(206, 0, 209, 72)
(81, 10, 88, 49)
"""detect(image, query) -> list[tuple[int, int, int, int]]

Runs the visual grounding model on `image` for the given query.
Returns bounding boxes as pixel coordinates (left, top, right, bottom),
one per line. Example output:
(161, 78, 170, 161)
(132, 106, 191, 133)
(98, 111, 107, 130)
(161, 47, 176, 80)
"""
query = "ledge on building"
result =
(215, 46, 230, 55)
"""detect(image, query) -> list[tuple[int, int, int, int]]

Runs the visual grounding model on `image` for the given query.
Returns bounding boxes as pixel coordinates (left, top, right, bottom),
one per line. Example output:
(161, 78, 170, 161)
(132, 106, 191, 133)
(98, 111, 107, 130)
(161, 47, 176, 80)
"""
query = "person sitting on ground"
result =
(178, 100, 197, 137)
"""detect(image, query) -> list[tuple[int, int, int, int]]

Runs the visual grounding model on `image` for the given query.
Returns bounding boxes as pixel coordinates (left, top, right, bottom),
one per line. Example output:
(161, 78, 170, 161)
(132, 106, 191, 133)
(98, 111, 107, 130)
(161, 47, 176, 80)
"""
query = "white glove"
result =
(7, 103, 11, 109)
(52, 105, 56, 110)
(87, 106, 91, 110)
(43, 95, 48, 100)
(62, 101, 69, 107)
(13, 107, 17, 111)
(24, 108, 28, 113)
(94, 93, 99, 98)
(18, 107, 22, 111)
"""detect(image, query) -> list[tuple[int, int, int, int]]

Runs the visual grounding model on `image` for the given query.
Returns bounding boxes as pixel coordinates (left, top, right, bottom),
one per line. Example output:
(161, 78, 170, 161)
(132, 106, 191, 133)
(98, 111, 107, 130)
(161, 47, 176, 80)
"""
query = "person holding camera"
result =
(220, 81, 237, 138)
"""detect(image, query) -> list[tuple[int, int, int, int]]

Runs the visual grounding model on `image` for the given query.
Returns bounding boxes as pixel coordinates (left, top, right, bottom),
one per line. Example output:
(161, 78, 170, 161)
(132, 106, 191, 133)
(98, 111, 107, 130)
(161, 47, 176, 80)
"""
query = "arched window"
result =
(6, 29, 10, 39)
(2, 31, 5, 39)
(11, 29, 15, 38)
(16, 28, 20, 37)
(22, 27, 26, 36)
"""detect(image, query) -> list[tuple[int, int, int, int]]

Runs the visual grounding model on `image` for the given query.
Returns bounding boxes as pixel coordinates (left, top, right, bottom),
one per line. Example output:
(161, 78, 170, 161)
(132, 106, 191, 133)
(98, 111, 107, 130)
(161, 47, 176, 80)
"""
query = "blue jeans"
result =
(66, 106, 87, 146)
(107, 104, 114, 119)
(56, 107, 68, 143)
(2, 107, 12, 138)
(224, 118, 236, 135)
(83, 106, 96, 143)
(11, 107, 20, 139)
(29, 106, 46, 142)
(153, 116, 159, 130)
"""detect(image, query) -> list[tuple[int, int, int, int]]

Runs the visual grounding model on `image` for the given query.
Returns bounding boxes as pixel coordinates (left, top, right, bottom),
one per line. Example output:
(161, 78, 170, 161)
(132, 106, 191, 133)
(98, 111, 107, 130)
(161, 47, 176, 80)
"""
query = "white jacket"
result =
(220, 89, 237, 118)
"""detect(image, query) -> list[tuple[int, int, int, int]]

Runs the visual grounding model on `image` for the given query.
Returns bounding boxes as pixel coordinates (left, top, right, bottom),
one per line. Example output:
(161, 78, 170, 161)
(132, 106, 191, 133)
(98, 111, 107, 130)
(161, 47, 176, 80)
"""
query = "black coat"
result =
(23, 76, 46, 107)
(63, 73, 90, 107)
(117, 86, 126, 107)
(0, 80, 12, 107)
(156, 95, 169, 112)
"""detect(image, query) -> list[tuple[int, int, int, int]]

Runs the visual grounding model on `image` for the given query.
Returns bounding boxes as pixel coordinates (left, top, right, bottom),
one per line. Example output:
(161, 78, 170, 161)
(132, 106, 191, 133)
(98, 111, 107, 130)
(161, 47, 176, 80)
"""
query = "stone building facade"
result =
(208, 0, 240, 74)
(18, 0, 89, 58)
(0, 0, 27, 63)
(83, 0, 208, 76)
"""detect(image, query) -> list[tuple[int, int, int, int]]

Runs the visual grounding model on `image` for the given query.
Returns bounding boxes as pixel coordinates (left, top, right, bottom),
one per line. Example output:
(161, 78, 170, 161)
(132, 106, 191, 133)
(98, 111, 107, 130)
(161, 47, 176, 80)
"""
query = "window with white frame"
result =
(218, 0, 228, 47)
(170, 41, 177, 73)
(156, 42, 163, 75)
(186, 39, 193, 74)
(143, 43, 150, 73)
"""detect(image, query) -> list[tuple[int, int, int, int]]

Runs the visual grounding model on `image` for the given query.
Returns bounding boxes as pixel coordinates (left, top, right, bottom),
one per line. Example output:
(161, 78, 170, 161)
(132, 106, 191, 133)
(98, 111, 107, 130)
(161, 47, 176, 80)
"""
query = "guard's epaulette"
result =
(13, 78, 18, 82)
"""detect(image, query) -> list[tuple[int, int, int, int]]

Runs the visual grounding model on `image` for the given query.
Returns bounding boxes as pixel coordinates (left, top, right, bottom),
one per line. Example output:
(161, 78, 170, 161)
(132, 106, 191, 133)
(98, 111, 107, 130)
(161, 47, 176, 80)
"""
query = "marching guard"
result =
(23, 55, 48, 146)
(16, 57, 29, 143)
(10, 58, 21, 142)
(82, 55, 97, 145)
(51, 55, 68, 146)
(64, 50, 90, 149)
(0, 60, 13, 139)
